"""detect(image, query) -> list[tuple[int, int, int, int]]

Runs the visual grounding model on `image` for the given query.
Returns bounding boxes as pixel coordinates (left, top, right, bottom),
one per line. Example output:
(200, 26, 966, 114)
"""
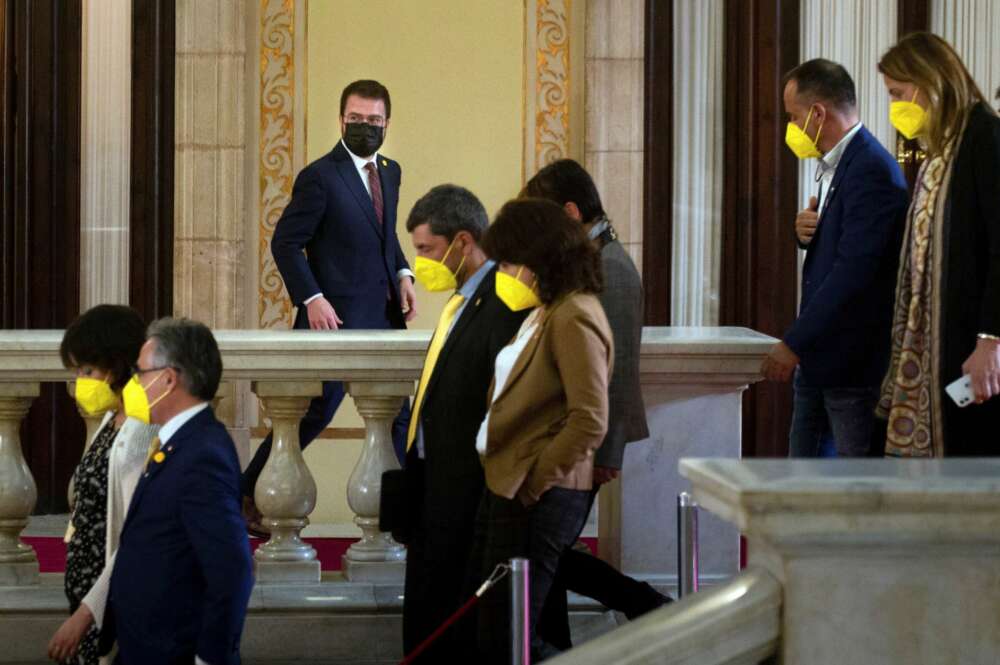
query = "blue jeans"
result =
(789, 370, 879, 458)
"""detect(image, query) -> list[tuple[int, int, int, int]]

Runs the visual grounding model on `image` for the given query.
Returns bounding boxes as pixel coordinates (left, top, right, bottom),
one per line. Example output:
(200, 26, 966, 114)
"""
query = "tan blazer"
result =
(483, 292, 613, 504)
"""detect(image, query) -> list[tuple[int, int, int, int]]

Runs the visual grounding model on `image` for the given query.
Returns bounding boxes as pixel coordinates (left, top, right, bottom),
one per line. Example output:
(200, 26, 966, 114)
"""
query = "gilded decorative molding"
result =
(535, 0, 570, 167)
(523, 0, 582, 183)
(258, 0, 295, 329)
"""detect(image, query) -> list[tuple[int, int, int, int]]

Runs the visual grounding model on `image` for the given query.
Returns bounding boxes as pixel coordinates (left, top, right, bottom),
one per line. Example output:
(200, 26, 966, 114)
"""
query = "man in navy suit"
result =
(103, 318, 253, 665)
(243, 80, 416, 525)
(762, 59, 909, 457)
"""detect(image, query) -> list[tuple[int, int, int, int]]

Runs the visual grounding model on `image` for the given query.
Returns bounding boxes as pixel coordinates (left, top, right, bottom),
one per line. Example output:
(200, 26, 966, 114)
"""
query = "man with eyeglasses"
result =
(244, 79, 415, 534)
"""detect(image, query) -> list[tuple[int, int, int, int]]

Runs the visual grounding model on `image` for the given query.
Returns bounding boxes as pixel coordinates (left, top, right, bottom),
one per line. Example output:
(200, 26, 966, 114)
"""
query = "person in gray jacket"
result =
(523, 159, 670, 650)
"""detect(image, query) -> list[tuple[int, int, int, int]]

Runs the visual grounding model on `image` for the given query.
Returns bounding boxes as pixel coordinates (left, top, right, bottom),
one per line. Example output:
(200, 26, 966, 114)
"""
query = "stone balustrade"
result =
(0, 327, 776, 588)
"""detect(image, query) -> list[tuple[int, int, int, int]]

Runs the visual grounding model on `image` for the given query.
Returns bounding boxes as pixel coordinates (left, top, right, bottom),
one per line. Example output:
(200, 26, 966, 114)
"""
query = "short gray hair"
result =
(147, 317, 222, 401)
(405, 184, 488, 241)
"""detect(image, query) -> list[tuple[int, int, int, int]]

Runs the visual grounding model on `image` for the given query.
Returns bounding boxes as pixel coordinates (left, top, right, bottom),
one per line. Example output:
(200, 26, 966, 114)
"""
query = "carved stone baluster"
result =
(342, 381, 411, 582)
(0, 383, 41, 586)
(251, 381, 322, 583)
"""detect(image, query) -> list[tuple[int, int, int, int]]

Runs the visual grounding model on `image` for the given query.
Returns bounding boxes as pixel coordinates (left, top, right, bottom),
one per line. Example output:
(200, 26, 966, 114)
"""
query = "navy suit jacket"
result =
(784, 126, 909, 388)
(105, 407, 253, 665)
(271, 141, 410, 330)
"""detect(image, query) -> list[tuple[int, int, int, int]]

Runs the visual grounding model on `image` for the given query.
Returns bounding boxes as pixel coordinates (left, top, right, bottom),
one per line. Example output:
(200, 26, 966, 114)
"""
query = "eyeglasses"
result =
(131, 365, 173, 377)
(344, 113, 386, 127)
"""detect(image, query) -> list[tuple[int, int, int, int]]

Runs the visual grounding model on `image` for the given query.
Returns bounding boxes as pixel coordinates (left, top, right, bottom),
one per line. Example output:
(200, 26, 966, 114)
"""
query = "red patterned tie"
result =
(364, 162, 383, 226)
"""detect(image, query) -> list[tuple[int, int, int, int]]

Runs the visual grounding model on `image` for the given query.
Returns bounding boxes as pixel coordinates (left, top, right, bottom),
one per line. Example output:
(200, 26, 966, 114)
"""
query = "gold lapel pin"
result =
(153, 451, 166, 464)
(381, 158, 388, 167)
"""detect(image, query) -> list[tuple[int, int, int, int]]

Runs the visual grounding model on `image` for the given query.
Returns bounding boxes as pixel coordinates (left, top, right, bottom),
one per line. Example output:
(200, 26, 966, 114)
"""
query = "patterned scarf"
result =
(877, 124, 966, 457)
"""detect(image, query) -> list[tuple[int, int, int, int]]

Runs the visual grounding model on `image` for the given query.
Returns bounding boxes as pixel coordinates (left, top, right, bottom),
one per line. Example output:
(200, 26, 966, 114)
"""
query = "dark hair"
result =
(481, 198, 602, 305)
(783, 58, 857, 111)
(405, 184, 489, 242)
(60, 305, 147, 392)
(522, 159, 606, 225)
(146, 318, 222, 401)
(340, 79, 392, 119)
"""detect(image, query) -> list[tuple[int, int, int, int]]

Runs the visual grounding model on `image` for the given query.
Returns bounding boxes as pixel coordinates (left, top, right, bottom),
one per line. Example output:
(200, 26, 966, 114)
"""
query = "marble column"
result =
(251, 381, 322, 583)
(585, 0, 644, 271)
(341, 382, 411, 582)
(0, 383, 40, 586)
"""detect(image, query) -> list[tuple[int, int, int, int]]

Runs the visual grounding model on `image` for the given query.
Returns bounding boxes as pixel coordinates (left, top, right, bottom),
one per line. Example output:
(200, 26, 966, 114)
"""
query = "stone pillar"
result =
(251, 381, 322, 583)
(0, 383, 41, 586)
(341, 381, 411, 582)
(585, 0, 645, 271)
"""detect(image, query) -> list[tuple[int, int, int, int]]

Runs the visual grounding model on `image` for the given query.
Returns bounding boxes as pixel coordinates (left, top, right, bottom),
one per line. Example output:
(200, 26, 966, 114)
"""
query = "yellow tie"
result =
(143, 436, 161, 471)
(407, 293, 465, 451)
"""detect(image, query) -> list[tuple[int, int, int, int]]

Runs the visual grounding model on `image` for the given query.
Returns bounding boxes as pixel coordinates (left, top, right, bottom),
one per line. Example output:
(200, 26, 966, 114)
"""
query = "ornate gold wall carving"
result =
(523, 0, 584, 183)
(258, 0, 295, 329)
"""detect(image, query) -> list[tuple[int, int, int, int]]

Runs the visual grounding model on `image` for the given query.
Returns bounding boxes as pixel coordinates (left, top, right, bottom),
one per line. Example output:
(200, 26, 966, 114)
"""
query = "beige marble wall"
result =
(174, 0, 247, 328)
(585, 0, 644, 272)
(174, 0, 251, 451)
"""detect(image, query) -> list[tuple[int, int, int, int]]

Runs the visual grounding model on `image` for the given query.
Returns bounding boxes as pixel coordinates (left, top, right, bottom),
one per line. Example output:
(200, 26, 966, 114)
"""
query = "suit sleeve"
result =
(973, 116, 1000, 335)
(271, 167, 327, 305)
(392, 165, 411, 275)
(180, 444, 253, 665)
(783, 162, 908, 354)
(522, 306, 611, 503)
(594, 258, 642, 469)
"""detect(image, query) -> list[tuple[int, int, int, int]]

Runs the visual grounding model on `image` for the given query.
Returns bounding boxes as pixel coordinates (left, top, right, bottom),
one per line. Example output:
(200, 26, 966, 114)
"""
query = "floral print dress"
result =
(64, 419, 117, 665)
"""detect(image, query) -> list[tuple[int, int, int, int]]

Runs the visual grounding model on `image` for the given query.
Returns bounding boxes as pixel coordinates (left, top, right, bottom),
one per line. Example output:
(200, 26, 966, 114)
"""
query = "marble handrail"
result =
(0, 326, 775, 585)
(546, 567, 781, 665)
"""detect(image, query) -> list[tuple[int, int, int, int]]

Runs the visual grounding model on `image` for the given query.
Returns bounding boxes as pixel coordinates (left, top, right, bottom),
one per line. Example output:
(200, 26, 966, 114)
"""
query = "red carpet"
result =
(24, 536, 599, 574)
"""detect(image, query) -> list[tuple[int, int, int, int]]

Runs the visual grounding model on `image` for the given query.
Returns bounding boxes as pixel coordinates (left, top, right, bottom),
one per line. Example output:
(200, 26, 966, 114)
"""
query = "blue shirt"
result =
(416, 260, 495, 458)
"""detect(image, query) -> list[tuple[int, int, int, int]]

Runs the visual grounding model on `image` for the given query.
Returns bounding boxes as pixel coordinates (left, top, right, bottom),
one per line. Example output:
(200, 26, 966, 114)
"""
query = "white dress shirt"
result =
(476, 309, 542, 454)
(816, 122, 863, 218)
(303, 139, 413, 305)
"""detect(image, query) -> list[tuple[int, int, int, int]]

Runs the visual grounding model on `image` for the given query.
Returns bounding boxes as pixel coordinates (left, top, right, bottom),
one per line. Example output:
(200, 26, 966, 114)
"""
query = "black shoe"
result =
(623, 582, 672, 620)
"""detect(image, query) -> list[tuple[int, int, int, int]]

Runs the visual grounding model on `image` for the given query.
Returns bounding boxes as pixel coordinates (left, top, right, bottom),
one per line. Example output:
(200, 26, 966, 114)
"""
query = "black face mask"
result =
(343, 122, 385, 157)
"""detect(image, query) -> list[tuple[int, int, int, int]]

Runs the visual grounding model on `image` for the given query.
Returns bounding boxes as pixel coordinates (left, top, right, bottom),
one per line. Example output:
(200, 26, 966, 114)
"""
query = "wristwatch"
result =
(978, 333, 1000, 342)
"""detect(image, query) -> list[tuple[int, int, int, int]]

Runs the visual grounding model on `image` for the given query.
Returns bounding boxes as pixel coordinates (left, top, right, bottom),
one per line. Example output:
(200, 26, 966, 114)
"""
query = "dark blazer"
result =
(271, 141, 410, 330)
(784, 126, 909, 388)
(411, 266, 529, 517)
(399, 266, 527, 658)
(595, 232, 649, 468)
(939, 102, 1000, 454)
(104, 407, 253, 665)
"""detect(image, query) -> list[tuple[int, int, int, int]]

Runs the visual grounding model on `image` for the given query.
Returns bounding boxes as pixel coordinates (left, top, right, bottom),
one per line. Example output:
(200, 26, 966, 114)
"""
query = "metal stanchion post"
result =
(677, 492, 699, 598)
(510, 557, 531, 665)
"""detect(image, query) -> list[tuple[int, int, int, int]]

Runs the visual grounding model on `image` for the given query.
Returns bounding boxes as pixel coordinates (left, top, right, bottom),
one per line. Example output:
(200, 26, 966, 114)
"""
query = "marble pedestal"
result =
(681, 458, 1000, 665)
(599, 328, 775, 589)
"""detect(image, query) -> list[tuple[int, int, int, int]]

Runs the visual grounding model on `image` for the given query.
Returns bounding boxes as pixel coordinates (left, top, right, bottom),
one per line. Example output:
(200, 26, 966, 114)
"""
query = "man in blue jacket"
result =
(103, 318, 253, 665)
(762, 59, 908, 457)
(243, 80, 416, 527)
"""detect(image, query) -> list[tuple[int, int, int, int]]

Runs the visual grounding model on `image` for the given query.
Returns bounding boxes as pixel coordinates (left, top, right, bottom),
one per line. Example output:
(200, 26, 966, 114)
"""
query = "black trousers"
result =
(467, 487, 591, 664)
(537, 488, 671, 650)
(401, 461, 481, 664)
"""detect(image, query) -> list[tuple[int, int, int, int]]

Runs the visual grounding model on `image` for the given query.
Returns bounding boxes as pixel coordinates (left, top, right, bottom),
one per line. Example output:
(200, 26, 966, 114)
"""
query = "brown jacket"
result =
(483, 292, 613, 504)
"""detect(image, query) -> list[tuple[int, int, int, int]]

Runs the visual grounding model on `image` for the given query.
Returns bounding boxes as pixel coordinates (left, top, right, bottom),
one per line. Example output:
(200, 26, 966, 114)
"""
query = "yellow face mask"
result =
(414, 238, 466, 292)
(889, 90, 927, 140)
(785, 108, 823, 160)
(74, 377, 117, 416)
(122, 371, 170, 425)
(496, 268, 541, 312)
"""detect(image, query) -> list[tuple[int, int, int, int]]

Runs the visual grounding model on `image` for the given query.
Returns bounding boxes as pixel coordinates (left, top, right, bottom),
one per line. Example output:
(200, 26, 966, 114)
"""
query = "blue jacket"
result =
(105, 407, 253, 665)
(784, 126, 908, 388)
(271, 141, 410, 330)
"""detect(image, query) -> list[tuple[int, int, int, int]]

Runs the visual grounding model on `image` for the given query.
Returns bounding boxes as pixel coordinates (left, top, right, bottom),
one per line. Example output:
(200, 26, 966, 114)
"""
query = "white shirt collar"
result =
(158, 402, 210, 447)
(341, 138, 379, 170)
(817, 122, 862, 178)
